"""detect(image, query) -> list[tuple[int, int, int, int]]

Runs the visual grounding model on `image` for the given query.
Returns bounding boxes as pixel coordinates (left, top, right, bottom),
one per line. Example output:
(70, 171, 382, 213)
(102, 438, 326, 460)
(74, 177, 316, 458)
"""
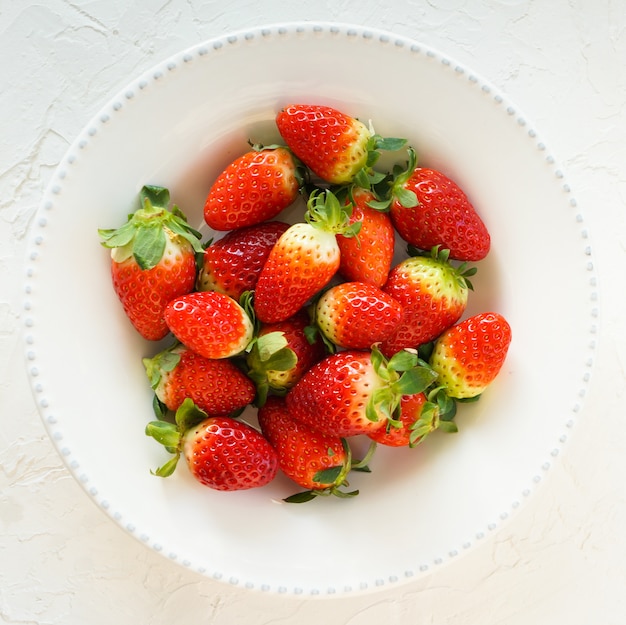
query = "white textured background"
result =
(2, 1, 625, 623)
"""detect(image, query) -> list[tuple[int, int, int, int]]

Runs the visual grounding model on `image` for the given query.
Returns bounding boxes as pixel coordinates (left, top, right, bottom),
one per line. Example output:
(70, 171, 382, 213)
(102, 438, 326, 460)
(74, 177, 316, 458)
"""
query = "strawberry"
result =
(429, 312, 512, 399)
(380, 247, 474, 358)
(253, 189, 360, 323)
(336, 188, 395, 287)
(314, 281, 403, 350)
(368, 388, 458, 447)
(146, 399, 278, 491)
(164, 291, 254, 359)
(203, 146, 302, 231)
(197, 220, 290, 300)
(245, 310, 327, 405)
(98, 185, 204, 341)
(286, 346, 438, 438)
(258, 396, 363, 502)
(275, 104, 406, 185)
(388, 148, 490, 261)
(143, 343, 256, 416)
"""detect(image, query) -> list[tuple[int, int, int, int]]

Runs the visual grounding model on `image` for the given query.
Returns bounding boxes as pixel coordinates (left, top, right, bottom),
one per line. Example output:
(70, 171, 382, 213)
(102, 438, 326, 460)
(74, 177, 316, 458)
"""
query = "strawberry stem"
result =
(145, 398, 208, 477)
(98, 185, 205, 270)
(304, 189, 361, 238)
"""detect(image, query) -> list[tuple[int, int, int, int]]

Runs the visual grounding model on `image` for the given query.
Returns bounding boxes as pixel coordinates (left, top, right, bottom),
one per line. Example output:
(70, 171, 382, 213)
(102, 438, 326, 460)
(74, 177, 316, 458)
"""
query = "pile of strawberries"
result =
(98, 104, 512, 502)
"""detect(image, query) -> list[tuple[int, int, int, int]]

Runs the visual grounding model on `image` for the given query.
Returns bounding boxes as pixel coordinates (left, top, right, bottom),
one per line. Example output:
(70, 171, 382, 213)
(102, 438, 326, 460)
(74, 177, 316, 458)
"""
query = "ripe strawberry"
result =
(380, 247, 474, 358)
(98, 185, 204, 341)
(286, 346, 438, 438)
(276, 104, 406, 185)
(258, 397, 361, 501)
(203, 146, 302, 231)
(368, 389, 458, 447)
(253, 189, 360, 323)
(388, 148, 490, 261)
(143, 343, 256, 416)
(197, 220, 290, 300)
(429, 312, 512, 399)
(336, 188, 395, 287)
(146, 399, 278, 491)
(246, 311, 327, 405)
(314, 281, 403, 350)
(164, 291, 254, 359)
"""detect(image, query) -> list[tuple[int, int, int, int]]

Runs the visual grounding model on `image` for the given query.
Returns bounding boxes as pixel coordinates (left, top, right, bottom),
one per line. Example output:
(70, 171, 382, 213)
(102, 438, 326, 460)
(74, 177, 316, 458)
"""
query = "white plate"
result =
(24, 22, 599, 596)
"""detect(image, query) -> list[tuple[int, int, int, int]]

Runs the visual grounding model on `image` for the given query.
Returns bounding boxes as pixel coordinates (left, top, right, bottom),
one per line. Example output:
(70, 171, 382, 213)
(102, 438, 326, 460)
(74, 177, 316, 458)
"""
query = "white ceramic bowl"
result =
(24, 22, 599, 596)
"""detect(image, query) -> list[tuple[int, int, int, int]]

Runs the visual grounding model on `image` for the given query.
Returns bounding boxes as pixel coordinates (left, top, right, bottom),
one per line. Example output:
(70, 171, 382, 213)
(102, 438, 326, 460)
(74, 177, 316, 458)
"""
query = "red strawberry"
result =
(388, 148, 490, 261)
(368, 389, 457, 447)
(314, 281, 403, 350)
(276, 104, 406, 185)
(203, 146, 302, 231)
(429, 312, 512, 399)
(286, 346, 438, 437)
(336, 188, 395, 287)
(143, 343, 256, 416)
(380, 247, 474, 358)
(253, 189, 360, 323)
(98, 185, 204, 341)
(197, 220, 290, 300)
(146, 399, 278, 491)
(258, 396, 362, 502)
(164, 291, 254, 359)
(246, 310, 327, 405)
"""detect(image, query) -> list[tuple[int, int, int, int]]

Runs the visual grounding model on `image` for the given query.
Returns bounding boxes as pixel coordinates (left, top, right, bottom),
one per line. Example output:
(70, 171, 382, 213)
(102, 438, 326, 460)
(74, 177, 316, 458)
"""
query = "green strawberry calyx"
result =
(98, 185, 205, 270)
(283, 438, 377, 504)
(245, 331, 298, 407)
(367, 345, 439, 427)
(365, 145, 419, 211)
(408, 245, 478, 291)
(304, 189, 361, 238)
(406, 386, 459, 447)
(145, 398, 207, 478)
(350, 124, 408, 195)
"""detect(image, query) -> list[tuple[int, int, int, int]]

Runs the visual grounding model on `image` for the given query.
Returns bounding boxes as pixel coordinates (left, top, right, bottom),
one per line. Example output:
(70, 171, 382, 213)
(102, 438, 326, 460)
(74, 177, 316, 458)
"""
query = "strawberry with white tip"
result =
(429, 311, 512, 399)
(98, 185, 204, 341)
(146, 399, 278, 491)
(253, 189, 360, 324)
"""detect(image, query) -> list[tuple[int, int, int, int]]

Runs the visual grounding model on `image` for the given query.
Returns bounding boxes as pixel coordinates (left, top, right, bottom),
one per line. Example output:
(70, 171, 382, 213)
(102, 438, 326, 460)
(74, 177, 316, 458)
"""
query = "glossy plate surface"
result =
(24, 22, 598, 596)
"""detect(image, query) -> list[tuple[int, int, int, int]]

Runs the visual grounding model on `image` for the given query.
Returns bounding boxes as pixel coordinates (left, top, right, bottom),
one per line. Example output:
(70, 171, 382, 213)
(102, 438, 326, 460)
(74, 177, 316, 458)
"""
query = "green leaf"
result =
(369, 345, 387, 377)
(366, 198, 392, 211)
(140, 185, 170, 209)
(98, 221, 135, 248)
(365, 395, 381, 422)
(313, 465, 343, 484)
(388, 349, 419, 372)
(255, 331, 288, 361)
(367, 170, 387, 185)
(174, 398, 207, 431)
(332, 488, 359, 499)
(417, 341, 435, 362)
(393, 367, 438, 395)
(143, 348, 181, 389)
(374, 136, 408, 151)
(284, 490, 318, 504)
(353, 168, 371, 189)
(152, 453, 180, 477)
(133, 225, 167, 270)
(438, 420, 459, 433)
(264, 348, 298, 373)
(166, 218, 205, 254)
(152, 395, 168, 420)
(365, 150, 381, 168)
(145, 420, 180, 448)
(395, 187, 418, 208)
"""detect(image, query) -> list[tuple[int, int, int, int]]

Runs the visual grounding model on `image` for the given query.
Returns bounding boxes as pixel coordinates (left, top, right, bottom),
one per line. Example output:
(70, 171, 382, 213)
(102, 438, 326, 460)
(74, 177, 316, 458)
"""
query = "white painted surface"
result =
(1, 1, 625, 623)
